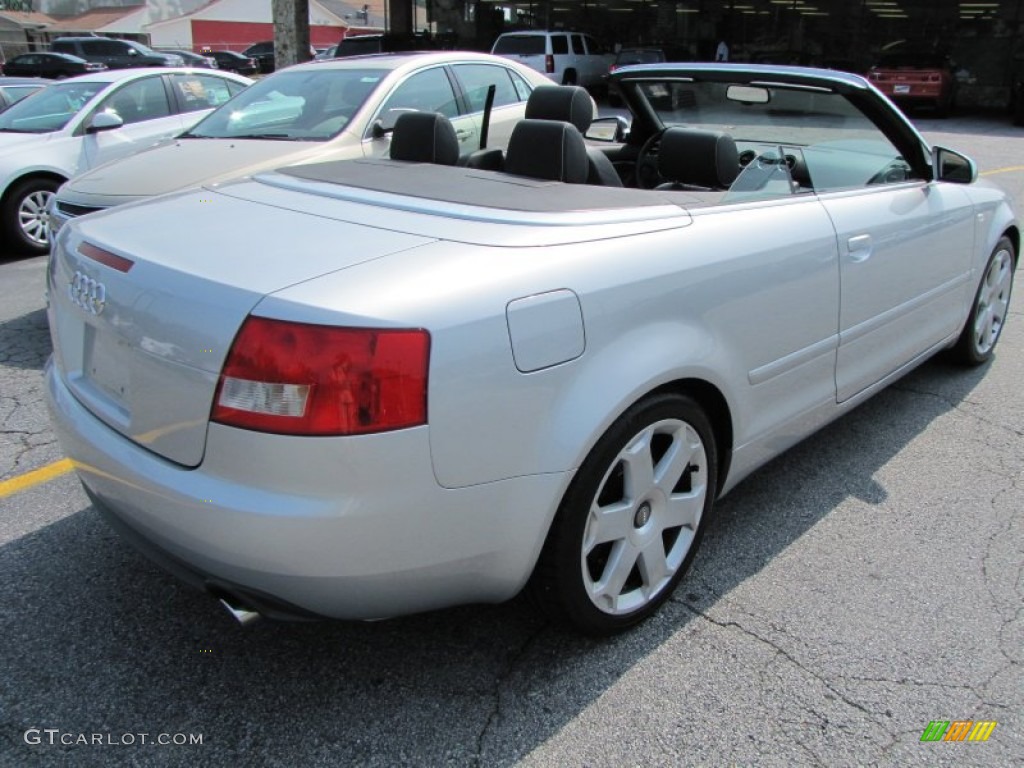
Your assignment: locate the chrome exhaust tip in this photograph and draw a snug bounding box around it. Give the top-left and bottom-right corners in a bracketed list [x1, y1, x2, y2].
[218, 596, 262, 626]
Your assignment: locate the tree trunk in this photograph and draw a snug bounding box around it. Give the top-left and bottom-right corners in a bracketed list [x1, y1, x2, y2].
[272, 0, 311, 70]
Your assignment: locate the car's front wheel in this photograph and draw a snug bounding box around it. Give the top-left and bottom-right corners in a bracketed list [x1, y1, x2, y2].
[531, 392, 718, 635]
[2, 177, 61, 255]
[950, 236, 1016, 365]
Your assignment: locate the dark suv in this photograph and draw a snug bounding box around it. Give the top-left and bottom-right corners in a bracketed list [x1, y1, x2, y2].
[243, 41, 319, 73]
[243, 41, 276, 74]
[333, 33, 435, 58]
[52, 37, 184, 69]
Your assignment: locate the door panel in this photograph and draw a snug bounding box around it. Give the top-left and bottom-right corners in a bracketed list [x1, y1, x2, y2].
[823, 182, 974, 401]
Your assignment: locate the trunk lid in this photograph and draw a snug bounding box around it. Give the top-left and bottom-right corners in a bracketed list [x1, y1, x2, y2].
[48, 188, 435, 467]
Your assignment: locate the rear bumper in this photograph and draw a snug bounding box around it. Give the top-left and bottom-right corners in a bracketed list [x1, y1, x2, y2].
[46, 358, 567, 620]
[876, 84, 949, 101]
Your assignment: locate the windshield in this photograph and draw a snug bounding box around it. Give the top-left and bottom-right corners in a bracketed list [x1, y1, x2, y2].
[639, 80, 882, 146]
[0, 80, 105, 133]
[630, 77, 915, 197]
[182, 68, 386, 141]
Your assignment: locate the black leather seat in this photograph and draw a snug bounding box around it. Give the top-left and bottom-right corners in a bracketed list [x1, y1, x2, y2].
[389, 111, 460, 166]
[503, 119, 589, 184]
[655, 128, 740, 190]
[524, 85, 623, 187]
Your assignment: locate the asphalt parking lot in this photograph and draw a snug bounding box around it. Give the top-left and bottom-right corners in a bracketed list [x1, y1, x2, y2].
[1, 112, 1022, 767]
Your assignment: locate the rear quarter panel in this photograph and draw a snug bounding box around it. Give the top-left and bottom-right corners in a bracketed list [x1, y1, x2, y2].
[261, 195, 841, 491]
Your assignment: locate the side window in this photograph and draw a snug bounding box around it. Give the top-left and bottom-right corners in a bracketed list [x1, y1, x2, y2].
[452, 64, 522, 112]
[170, 74, 239, 113]
[99, 77, 172, 125]
[376, 67, 459, 128]
[571, 35, 585, 55]
[509, 70, 533, 102]
[90, 41, 122, 57]
[551, 35, 568, 55]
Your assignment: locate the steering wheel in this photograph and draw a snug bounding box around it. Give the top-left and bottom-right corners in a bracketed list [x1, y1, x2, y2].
[635, 128, 667, 190]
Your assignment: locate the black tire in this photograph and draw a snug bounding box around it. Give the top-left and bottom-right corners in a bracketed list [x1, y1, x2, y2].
[530, 391, 718, 635]
[949, 236, 1016, 365]
[1, 177, 61, 255]
[562, 69, 578, 86]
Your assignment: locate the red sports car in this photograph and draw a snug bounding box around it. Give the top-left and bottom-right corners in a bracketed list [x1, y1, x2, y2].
[868, 52, 956, 116]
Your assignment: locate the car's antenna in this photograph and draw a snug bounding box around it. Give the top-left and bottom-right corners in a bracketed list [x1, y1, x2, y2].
[479, 84, 495, 150]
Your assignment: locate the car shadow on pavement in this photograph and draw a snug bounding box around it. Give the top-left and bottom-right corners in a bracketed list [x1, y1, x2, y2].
[0, 308, 51, 371]
[0, 356, 994, 767]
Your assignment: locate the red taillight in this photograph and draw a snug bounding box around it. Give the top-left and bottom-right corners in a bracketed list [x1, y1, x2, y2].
[212, 317, 429, 436]
[545, 54, 554, 74]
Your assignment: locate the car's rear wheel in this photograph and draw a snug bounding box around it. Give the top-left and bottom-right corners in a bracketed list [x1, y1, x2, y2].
[950, 236, 1015, 365]
[531, 392, 717, 635]
[562, 69, 578, 86]
[2, 177, 60, 255]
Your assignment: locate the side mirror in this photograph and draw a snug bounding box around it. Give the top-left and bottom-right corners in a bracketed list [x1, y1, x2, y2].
[371, 119, 389, 139]
[87, 111, 124, 133]
[372, 108, 413, 138]
[932, 145, 977, 184]
[585, 115, 629, 143]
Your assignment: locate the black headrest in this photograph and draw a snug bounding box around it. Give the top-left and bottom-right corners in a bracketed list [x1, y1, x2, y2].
[525, 85, 594, 133]
[389, 111, 460, 166]
[504, 119, 589, 184]
[657, 128, 739, 189]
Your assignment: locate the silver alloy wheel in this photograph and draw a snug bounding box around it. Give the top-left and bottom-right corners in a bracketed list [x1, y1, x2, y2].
[18, 188, 54, 248]
[972, 244, 1013, 356]
[581, 417, 708, 615]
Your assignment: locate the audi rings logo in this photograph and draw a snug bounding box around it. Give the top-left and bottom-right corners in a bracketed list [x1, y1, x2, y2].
[69, 271, 106, 316]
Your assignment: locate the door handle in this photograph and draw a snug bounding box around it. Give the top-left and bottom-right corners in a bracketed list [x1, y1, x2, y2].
[847, 234, 872, 262]
[455, 129, 473, 141]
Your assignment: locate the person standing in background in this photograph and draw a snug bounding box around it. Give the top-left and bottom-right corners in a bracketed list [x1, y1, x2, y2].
[716, 39, 730, 62]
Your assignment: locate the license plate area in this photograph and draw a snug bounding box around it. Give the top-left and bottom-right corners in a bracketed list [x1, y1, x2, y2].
[894, 84, 911, 94]
[84, 324, 131, 408]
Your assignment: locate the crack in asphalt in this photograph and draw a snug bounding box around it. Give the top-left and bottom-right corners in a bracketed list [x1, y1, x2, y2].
[889, 382, 1024, 441]
[470, 620, 551, 768]
[981, 469, 1024, 668]
[678, 600, 883, 723]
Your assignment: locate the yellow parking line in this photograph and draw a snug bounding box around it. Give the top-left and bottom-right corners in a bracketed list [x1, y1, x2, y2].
[981, 165, 1024, 176]
[0, 458, 75, 499]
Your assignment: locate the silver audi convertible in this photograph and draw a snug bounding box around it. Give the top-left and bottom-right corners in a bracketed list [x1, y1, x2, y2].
[46, 64, 1017, 635]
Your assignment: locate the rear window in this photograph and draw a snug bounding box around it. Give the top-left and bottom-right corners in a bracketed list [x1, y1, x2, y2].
[492, 35, 545, 56]
[875, 53, 948, 69]
[337, 37, 383, 56]
[617, 49, 666, 66]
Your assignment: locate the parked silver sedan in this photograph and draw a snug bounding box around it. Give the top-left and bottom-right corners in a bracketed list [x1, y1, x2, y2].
[50, 52, 557, 234]
[46, 64, 1017, 635]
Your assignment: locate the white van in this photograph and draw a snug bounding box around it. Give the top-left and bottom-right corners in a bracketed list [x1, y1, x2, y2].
[491, 31, 613, 90]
